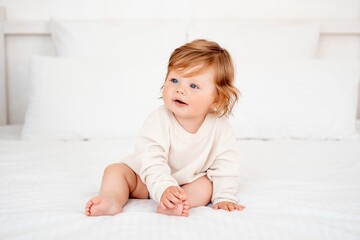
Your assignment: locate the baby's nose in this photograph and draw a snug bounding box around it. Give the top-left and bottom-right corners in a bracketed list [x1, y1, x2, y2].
[176, 86, 185, 94]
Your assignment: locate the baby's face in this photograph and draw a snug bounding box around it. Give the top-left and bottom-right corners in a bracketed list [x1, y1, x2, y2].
[162, 68, 218, 122]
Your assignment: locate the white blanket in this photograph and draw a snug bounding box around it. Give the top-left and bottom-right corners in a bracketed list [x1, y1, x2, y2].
[0, 126, 360, 240]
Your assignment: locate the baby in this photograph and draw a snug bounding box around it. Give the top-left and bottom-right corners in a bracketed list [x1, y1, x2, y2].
[85, 39, 245, 217]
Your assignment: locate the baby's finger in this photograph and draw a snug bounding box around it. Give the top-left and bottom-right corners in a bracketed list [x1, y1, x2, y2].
[162, 198, 176, 209]
[159, 201, 167, 210]
[172, 188, 185, 201]
[179, 189, 187, 201]
[228, 204, 235, 211]
[166, 192, 182, 205]
[235, 204, 246, 211]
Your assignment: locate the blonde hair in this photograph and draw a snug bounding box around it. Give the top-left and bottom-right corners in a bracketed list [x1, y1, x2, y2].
[165, 39, 239, 117]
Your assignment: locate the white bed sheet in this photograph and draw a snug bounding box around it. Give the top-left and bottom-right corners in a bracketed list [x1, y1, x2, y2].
[0, 126, 360, 240]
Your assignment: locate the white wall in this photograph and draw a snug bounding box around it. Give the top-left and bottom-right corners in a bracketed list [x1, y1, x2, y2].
[0, 0, 359, 20]
[0, 0, 359, 124]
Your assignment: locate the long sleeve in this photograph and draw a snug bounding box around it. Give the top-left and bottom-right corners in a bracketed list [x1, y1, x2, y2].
[135, 107, 179, 203]
[206, 125, 239, 205]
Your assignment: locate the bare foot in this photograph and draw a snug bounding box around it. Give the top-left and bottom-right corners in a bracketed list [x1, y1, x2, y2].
[157, 200, 190, 217]
[85, 196, 122, 216]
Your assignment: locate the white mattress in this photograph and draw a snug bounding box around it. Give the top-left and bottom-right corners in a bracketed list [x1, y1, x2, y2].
[0, 125, 360, 239]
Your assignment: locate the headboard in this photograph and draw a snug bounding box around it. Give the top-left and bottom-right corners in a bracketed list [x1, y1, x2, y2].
[1, 5, 360, 125]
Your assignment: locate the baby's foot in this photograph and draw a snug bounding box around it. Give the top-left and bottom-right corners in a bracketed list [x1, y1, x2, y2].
[85, 196, 122, 216]
[157, 200, 190, 217]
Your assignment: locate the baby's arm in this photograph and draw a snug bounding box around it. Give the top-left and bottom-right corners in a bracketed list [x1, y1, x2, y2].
[159, 186, 187, 209]
[208, 121, 245, 211]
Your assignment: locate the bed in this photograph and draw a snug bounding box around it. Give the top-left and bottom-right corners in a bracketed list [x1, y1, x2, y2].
[1, 125, 360, 239]
[1, 5, 360, 240]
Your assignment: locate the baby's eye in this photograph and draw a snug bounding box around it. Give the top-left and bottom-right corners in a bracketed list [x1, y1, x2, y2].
[189, 83, 199, 89]
[170, 78, 179, 84]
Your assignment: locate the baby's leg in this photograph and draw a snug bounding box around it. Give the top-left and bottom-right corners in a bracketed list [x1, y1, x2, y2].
[181, 176, 212, 208]
[85, 163, 148, 216]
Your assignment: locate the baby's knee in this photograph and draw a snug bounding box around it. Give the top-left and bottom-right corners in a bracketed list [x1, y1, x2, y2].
[103, 163, 130, 175]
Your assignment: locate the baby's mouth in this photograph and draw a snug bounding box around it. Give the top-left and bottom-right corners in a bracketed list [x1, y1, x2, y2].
[175, 99, 187, 105]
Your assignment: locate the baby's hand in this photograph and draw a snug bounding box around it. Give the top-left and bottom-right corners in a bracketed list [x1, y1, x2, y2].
[212, 201, 245, 211]
[160, 186, 186, 210]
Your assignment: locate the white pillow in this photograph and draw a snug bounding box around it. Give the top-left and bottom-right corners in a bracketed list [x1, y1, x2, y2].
[22, 56, 164, 140]
[188, 21, 320, 59]
[229, 60, 360, 140]
[50, 19, 187, 65]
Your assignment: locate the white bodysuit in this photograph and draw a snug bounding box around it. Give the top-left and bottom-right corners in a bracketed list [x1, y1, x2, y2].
[122, 105, 239, 205]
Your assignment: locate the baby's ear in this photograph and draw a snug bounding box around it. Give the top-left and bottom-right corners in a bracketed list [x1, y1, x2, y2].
[210, 100, 219, 112]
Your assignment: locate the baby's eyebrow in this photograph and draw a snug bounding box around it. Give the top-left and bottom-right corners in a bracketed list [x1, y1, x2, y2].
[188, 78, 202, 84]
